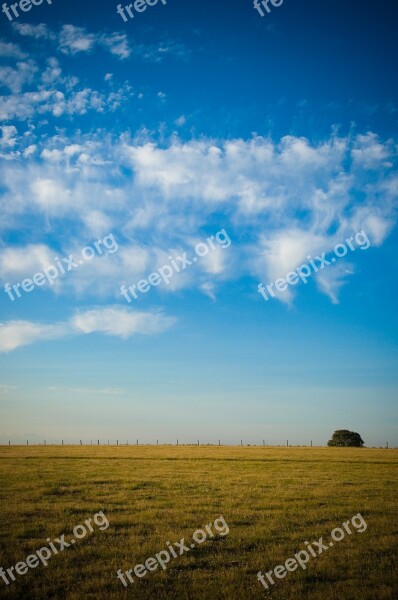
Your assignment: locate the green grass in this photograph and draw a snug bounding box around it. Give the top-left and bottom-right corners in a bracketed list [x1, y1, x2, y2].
[0, 446, 397, 599]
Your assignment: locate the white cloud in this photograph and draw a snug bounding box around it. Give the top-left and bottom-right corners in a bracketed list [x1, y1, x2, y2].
[0, 60, 37, 93]
[0, 132, 395, 306]
[0, 84, 133, 121]
[81, 209, 113, 235]
[0, 40, 27, 59]
[132, 40, 190, 62]
[59, 25, 95, 55]
[99, 32, 131, 59]
[10, 22, 190, 64]
[196, 242, 229, 276]
[253, 229, 326, 303]
[175, 115, 186, 126]
[72, 306, 176, 338]
[0, 307, 176, 352]
[0, 125, 18, 148]
[0, 33, 134, 122]
[12, 23, 55, 40]
[31, 178, 72, 212]
[0, 244, 54, 280]
[200, 282, 216, 301]
[316, 263, 355, 304]
[23, 144, 37, 157]
[57, 25, 131, 59]
[0, 384, 18, 394]
[351, 133, 391, 168]
[0, 321, 67, 352]
[40, 57, 64, 86]
[68, 387, 124, 395]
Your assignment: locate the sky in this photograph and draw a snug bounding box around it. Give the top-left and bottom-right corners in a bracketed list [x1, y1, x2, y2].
[0, 0, 397, 446]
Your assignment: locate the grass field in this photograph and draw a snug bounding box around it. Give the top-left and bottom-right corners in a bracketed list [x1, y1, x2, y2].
[0, 446, 397, 599]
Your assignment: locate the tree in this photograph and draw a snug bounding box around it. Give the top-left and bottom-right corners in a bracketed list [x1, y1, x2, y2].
[327, 430, 364, 447]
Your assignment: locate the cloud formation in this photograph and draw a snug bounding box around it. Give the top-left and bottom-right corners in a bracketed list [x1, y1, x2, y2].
[11, 22, 188, 62]
[0, 321, 67, 352]
[0, 307, 175, 352]
[1, 130, 395, 306]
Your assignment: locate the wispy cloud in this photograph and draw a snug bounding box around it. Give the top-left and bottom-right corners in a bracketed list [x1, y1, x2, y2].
[132, 40, 191, 62]
[0, 384, 19, 394]
[0, 69, 133, 121]
[71, 306, 176, 338]
[68, 387, 125, 395]
[0, 307, 176, 352]
[0, 40, 27, 59]
[12, 23, 56, 41]
[0, 59, 37, 93]
[11, 22, 190, 63]
[12, 23, 132, 59]
[58, 25, 96, 55]
[0, 321, 68, 352]
[0, 131, 396, 305]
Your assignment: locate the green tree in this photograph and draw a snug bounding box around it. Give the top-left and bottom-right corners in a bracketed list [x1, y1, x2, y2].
[327, 430, 365, 447]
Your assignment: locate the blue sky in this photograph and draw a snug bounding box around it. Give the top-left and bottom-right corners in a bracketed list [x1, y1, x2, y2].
[0, 0, 397, 446]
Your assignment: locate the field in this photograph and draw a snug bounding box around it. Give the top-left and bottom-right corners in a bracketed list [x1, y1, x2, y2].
[0, 446, 397, 600]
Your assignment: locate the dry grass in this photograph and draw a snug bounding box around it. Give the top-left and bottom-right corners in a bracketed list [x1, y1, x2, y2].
[0, 445, 397, 599]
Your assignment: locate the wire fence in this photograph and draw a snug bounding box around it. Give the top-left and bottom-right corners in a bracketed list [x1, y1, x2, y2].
[2, 440, 392, 448]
